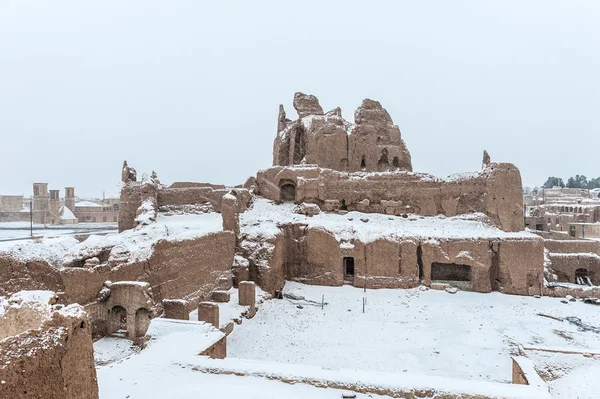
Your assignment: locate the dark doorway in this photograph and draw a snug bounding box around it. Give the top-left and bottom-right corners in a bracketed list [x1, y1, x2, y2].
[292, 126, 306, 164]
[109, 306, 127, 336]
[360, 156, 366, 171]
[279, 180, 296, 202]
[340, 200, 348, 211]
[431, 262, 471, 281]
[377, 148, 389, 171]
[431, 262, 473, 290]
[343, 257, 355, 282]
[575, 268, 592, 286]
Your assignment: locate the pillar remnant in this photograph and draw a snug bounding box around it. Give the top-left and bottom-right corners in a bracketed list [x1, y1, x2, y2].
[238, 281, 256, 306]
[198, 302, 219, 328]
[163, 299, 189, 320]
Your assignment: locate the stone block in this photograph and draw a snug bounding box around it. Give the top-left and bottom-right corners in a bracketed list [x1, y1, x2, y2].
[198, 302, 219, 328]
[212, 290, 231, 303]
[238, 281, 256, 306]
[162, 299, 189, 320]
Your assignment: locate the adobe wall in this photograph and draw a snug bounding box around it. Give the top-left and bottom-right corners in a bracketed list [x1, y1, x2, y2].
[496, 239, 544, 296]
[420, 239, 494, 292]
[0, 301, 98, 399]
[0, 195, 23, 212]
[237, 229, 287, 296]
[356, 239, 420, 289]
[58, 231, 235, 305]
[119, 181, 250, 233]
[118, 182, 158, 232]
[256, 162, 524, 232]
[0, 255, 64, 296]
[248, 222, 542, 295]
[548, 253, 600, 286]
[544, 239, 600, 255]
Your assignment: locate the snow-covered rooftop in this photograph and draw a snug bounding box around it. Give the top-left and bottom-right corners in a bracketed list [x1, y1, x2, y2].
[59, 206, 77, 220]
[75, 201, 102, 208]
[0, 211, 223, 266]
[241, 198, 536, 243]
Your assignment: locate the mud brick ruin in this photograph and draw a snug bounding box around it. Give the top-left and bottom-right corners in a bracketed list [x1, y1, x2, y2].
[1, 93, 598, 398]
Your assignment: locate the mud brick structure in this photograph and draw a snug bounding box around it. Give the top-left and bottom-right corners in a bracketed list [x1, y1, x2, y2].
[0, 291, 98, 399]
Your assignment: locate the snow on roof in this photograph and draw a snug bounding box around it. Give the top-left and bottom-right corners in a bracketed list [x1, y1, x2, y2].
[59, 206, 77, 220]
[0, 211, 224, 266]
[75, 200, 102, 208]
[241, 197, 537, 243]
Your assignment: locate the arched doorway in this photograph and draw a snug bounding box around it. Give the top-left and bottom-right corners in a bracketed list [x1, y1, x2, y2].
[377, 149, 389, 171]
[135, 308, 152, 337]
[109, 306, 127, 336]
[279, 179, 296, 202]
[575, 268, 592, 286]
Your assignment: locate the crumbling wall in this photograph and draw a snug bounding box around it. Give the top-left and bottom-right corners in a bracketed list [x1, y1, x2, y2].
[544, 239, 600, 255]
[284, 226, 343, 286]
[257, 162, 524, 232]
[0, 255, 64, 297]
[143, 231, 235, 302]
[0, 297, 98, 399]
[357, 239, 419, 289]
[496, 239, 544, 296]
[547, 253, 600, 286]
[273, 93, 412, 173]
[118, 182, 158, 232]
[420, 239, 493, 292]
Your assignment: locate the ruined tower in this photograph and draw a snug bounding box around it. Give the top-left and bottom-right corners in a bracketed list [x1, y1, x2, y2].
[273, 93, 412, 173]
[32, 183, 49, 224]
[65, 187, 75, 212]
[48, 190, 60, 224]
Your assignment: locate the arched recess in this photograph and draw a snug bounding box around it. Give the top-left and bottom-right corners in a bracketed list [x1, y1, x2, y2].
[377, 148, 389, 171]
[575, 268, 592, 286]
[279, 179, 296, 202]
[135, 308, 152, 337]
[109, 306, 127, 335]
[292, 125, 306, 164]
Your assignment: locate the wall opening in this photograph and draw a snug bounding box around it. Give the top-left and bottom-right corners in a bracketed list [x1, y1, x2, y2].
[279, 179, 296, 202]
[340, 200, 348, 211]
[417, 244, 423, 280]
[490, 243, 500, 291]
[134, 308, 151, 337]
[431, 262, 473, 291]
[431, 262, 471, 281]
[392, 157, 400, 168]
[278, 135, 291, 165]
[360, 156, 366, 171]
[575, 268, 592, 286]
[292, 126, 306, 164]
[377, 148, 389, 171]
[109, 306, 127, 336]
[343, 257, 354, 282]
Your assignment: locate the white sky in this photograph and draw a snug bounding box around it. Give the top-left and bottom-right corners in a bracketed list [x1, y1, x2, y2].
[0, 0, 598, 198]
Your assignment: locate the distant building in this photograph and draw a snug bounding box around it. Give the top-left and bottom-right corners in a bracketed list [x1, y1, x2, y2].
[0, 184, 119, 224]
[524, 187, 600, 234]
[74, 199, 119, 223]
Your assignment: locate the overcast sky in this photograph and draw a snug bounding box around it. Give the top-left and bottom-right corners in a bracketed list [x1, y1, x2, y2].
[1, 0, 598, 198]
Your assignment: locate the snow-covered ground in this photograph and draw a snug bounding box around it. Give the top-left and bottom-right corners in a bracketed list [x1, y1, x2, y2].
[227, 282, 600, 397]
[95, 288, 393, 399]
